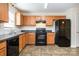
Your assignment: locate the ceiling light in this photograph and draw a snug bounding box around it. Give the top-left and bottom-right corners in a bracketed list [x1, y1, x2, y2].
[44, 3, 48, 9]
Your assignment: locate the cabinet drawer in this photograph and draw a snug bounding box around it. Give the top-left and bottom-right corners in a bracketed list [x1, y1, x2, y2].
[0, 41, 6, 49]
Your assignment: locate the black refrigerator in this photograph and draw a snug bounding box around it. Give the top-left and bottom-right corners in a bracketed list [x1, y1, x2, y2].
[55, 19, 71, 47]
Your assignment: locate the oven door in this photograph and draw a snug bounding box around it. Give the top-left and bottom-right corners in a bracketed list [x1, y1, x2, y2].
[36, 34, 47, 46]
[37, 35, 46, 39]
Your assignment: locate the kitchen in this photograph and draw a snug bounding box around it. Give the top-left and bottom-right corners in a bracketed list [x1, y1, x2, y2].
[0, 3, 79, 56]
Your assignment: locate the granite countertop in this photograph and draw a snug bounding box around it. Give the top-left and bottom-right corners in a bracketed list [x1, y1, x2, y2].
[21, 30, 54, 32]
[0, 30, 54, 42]
[0, 32, 25, 42]
[46, 30, 52, 32]
[21, 30, 36, 32]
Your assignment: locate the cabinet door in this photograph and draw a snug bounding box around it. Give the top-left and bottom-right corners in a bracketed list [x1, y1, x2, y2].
[30, 16, 36, 26]
[26, 33, 29, 44]
[0, 41, 6, 56]
[15, 11, 23, 26]
[15, 11, 21, 25]
[23, 16, 31, 26]
[46, 16, 53, 26]
[0, 3, 8, 22]
[28, 33, 35, 44]
[21, 15, 24, 25]
[23, 34, 26, 47]
[23, 16, 36, 26]
[0, 48, 6, 56]
[23, 16, 29, 25]
[53, 16, 66, 21]
[19, 35, 23, 52]
[22, 34, 24, 48]
[19, 33, 27, 52]
[47, 33, 55, 45]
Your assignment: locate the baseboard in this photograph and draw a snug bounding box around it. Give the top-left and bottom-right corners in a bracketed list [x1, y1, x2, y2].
[71, 45, 77, 48]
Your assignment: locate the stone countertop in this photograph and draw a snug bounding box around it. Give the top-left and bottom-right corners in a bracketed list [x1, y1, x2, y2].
[0, 32, 25, 42]
[21, 30, 36, 32]
[21, 30, 55, 32]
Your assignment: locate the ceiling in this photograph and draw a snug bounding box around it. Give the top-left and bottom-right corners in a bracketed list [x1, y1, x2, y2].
[14, 3, 79, 13]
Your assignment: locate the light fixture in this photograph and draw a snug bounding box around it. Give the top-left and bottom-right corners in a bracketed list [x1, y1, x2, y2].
[62, 21, 64, 24]
[44, 3, 48, 9]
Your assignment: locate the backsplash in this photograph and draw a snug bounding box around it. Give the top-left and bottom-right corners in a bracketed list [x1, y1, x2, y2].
[0, 23, 4, 29]
[21, 26, 36, 30]
[0, 27, 21, 35]
[21, 25, 55, 32]
[21, 21, 55, 32]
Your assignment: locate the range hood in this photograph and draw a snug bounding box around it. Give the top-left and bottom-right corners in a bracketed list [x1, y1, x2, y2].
[36, 20, 46, 23]
[36, 20, 46, 28]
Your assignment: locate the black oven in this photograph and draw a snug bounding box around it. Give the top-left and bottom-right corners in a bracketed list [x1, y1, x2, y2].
[36, 28, 47, 46]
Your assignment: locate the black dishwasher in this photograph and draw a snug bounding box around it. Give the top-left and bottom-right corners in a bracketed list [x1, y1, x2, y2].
[7, 36, 19, 56]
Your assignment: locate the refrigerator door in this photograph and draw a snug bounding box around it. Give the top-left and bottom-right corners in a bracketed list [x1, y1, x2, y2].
[55, 20, 59, 44]
[55, 19, 71, 47]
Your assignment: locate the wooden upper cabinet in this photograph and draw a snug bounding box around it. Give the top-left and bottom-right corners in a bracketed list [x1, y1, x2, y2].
[22, 16, 66, 26]
[21, 15, 24, 25]
[53, 16, 66, 21]
[0, 3, 8, 22]
[23, 16, 36, 26]
[46, 16, 53, 26]
[23, 16, 29, 25]
[36, 16, 46, 21]
[15, 11, 23, 26]
[30, 16, 36, 26]
[36, 16, 41, 21]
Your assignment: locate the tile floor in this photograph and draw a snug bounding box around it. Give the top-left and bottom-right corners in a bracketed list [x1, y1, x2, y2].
[20, 45, 79, 56]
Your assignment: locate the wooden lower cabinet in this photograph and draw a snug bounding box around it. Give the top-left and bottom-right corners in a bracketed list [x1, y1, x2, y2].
[0, 41, 6, 56]
[19, 32, 35, 52]
[19, 33, 26, 52]
[22, 34, 25, 48]
[19, 34, 23, 52]
[25, 33, 29, 44]
[28, 32, 35, 45]
[0, 48, 6, 56]
[47, 32, 55, 45]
